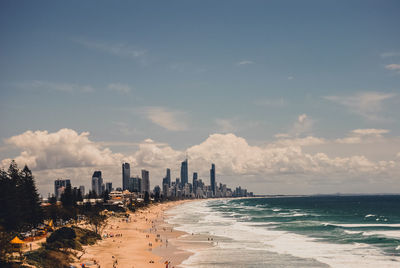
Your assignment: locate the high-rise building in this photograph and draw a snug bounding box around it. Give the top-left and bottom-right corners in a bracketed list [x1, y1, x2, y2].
[141, 169, 150, 194]
[106, 182, 113, 192]
[79, 185, 85, 196]
[180, 159, 188, 186]
[165, 168, 171, 187]
[122, 163, 130, 191]
[128, 177, 141, 192]
[210, 163, 216, 196]
[54, 179, 71, 199]
[92, 171, 103, 196]
[193, 172, 198, 193]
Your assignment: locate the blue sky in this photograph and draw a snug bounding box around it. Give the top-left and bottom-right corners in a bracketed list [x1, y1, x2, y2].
[1, 1, 399, 195]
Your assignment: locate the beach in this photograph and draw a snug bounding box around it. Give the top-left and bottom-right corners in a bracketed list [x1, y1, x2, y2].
[71, 200, 195, 268]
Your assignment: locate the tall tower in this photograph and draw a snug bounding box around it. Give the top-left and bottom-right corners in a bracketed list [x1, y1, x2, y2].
[166, 168, 171, 187]
[122, 163, 130, 190]
[180, 158, 188, 186]
[210, 164, 216, 196]
[141, 169, 150, 194]
[92, 171, 102, 196]
[193, 172, 198, 194]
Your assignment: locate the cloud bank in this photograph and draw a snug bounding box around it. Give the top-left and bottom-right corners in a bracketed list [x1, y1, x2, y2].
[1, 129, 122, 170]
[1, 128, 399, 195]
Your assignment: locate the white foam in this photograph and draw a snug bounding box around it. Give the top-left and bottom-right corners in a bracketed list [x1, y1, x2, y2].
[327, 223, 400, 228]
[365, 214, 376, 218]
[167, 200, 400, 268]
[362, 230, 400, 239]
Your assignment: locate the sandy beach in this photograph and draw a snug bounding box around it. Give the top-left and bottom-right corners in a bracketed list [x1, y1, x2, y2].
[71, 200, 195, 268]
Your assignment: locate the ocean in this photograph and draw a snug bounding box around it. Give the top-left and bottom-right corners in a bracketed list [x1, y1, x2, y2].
[165, 196, 400, 268]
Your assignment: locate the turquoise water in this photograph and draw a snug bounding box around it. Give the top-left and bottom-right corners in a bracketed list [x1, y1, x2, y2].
[166, 196, 400, 267]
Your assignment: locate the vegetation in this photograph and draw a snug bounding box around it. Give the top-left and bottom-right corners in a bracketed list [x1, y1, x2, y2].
[0, 160, 171, 267]
[26, 227, 100, 268]
[0, 161, 44, 232]
[0, 161, 105, 267]
[0, 161, 44, 265]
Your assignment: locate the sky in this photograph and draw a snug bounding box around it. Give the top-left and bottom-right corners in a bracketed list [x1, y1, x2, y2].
[0, 0, 399, 196]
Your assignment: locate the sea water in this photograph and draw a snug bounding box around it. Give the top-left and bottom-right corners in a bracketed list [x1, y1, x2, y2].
[165, 196, 400, 267]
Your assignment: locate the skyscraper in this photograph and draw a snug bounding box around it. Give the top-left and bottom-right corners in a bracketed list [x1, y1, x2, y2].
[141, 169, 150, 194]
[193, 172, 198, 194]
[106, 182, 113, 192]
[210, 163, 216, 196]
[180, 159, 188, 186]
[165, 168, 171, 187]
[122, 163, 130, 190]
[92, 171, 103, 196]
[79, 185, 85, 196]
[54, 179, 71, 199]
[128, 177, 141, 192]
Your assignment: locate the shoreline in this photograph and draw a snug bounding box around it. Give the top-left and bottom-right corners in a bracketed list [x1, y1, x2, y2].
[71, 200, 197, 268]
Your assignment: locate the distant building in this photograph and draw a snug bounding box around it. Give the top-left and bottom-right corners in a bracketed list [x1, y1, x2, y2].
[153, 185, 161, 197]
[128, 177, 141, 193]
[141, 169, 150, 194]
[210, 164, 216, 196]
[193, 172, 198, 194]
[180, 159, 188, 186]
[106, 182, 113, 192]
[54, 179, 71, 199]
[79, 185, 85, 196]
[122, 163, 130, 191]
[91, 171, 103, 196]
[165, 168, 171, 187]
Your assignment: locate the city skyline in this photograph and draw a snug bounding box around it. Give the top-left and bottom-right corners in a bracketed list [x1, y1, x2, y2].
[52, 159, 250, 200]
[0, 1, 399, 196]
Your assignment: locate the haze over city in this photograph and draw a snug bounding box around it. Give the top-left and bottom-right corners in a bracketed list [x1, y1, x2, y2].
[1, 1, 399, 196]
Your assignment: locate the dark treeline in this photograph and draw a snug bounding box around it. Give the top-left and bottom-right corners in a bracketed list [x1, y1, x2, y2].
[0, 161, 43, 232]
[0, 161, 108, 267]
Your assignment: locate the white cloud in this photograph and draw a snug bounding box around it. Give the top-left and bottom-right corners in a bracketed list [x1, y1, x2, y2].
[274, 114, 314, 138]
[1, 129, 399, 195]
[142, 107, 188, 131]
[324, 91, 396, 121]
[291, 114, 314, 136]
[108, 83, 131, 94]
[236, 60, 254, 66]
[187, 133, 390, 176]
[75, 38, 146, 60]
[274, 133, 290, 139]
[271, 136, 326, 147]
[336, 129, 389, 144]
[19, 80, 95, 93]
[351, 129, 389, 136]
[1, 129, 122, 170]
[381, 52, 400, 58]
[385, 64, 400, 73]
[287, 76, 294, 80]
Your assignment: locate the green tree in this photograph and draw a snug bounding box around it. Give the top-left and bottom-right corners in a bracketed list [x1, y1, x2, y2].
[102, 190, 110, 203]
[144, 191, 150, 204]
[85, 205, 107, 235]
[20, 165, 44, 229]
[60, 184, 74, 208]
